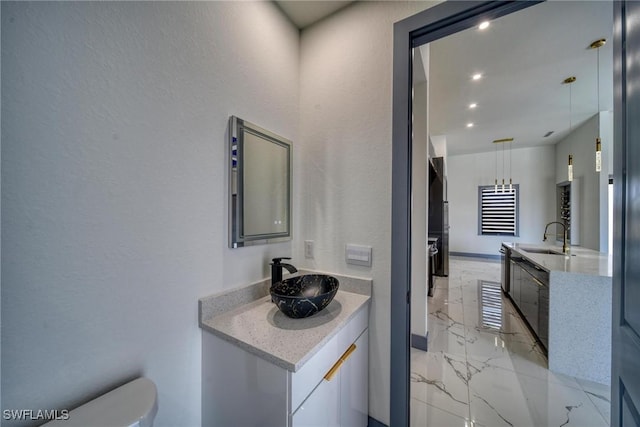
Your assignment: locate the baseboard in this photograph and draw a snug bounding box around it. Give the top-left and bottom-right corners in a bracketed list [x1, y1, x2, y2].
[450, 251, 500, 261]
[411, 332, 428, 351]
[368, 416, 389, 427]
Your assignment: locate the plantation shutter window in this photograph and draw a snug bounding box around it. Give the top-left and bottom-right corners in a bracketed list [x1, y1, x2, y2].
[478, 185, 519, 236]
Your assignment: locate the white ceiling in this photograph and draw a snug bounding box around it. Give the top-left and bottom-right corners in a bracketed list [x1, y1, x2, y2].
[275, 1, 355, 29]
[275, 1, 613, 156]
[426, 1, 614, 156]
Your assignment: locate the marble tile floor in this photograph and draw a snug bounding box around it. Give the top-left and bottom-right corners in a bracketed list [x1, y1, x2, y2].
[411, 256, 611, 427]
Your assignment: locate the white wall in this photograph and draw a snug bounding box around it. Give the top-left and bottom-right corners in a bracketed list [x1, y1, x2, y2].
[448, 146, 557, 255]
[297, 1, 435, 423]
[555, 114, 608, 251]
[1, 2, 298, 426]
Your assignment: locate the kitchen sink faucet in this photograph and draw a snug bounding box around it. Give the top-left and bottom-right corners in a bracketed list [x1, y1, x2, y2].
[543, 221, 569, 254]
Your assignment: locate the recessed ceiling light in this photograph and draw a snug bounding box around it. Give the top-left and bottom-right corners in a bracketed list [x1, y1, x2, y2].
[469, 103, 477, 109]
[466, 123, 474, 128]
[472, 73, 482, 80]
[479, 21, 490, 30]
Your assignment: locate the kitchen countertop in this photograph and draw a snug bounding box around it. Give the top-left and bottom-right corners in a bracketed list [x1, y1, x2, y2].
[503, 242, 612, 277]
[199, 272, 371, 372]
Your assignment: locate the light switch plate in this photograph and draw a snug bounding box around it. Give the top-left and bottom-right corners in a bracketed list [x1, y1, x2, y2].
[345, 244, 372, 267]
[304, 240, 314, 259]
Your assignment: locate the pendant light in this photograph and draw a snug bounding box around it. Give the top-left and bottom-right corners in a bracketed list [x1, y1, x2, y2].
[563, 76, 576, 182]
[502, 141, 505, 192]
[493, 138, 514, 192]
[509, 138, 513, 192]
[494, 142, 498, 193]
[590, 38, 606, 172]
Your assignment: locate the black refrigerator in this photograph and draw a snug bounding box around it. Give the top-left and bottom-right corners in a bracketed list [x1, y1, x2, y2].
[429, 157, 449, 277]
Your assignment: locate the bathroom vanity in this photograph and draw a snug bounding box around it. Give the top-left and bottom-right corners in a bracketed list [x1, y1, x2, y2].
[199, 272, 371, 427]
[502, 242, 612, 384]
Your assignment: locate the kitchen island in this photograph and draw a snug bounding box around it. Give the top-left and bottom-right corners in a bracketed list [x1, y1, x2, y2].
[502, 242, 612, 385]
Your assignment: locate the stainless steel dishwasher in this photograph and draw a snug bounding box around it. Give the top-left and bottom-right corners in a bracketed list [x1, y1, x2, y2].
[509, 256, 549, 353]
[499, 244, 511, 293]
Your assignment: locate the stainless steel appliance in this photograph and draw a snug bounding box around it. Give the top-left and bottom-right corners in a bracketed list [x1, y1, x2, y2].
[508, 255, 549, 353]
[499, 244, 510, 293]
[429, 157, 448, 277]
[442, 201, 449, 276]
[427, 237, 439, 297]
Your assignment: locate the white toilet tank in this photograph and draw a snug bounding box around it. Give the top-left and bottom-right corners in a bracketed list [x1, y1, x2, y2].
[42, 377, 158, 427]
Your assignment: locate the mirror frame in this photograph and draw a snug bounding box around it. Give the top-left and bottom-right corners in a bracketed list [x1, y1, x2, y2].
[228, 116, 292, 248]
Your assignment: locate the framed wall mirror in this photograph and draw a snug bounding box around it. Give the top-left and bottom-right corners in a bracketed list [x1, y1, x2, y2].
[228, 116, 292, 248]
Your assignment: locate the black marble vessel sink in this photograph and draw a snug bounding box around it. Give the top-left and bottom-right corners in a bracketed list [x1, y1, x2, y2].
[270, 274, 339, 318]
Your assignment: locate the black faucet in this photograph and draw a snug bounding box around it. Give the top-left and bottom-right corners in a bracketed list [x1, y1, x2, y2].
[543, 221, 569, 254]
[270, 257, 297, 286]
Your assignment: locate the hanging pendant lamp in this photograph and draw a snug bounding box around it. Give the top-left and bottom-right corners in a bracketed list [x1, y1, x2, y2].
[494, 142, 498, 193]
[563, 76, 576, 182]
[589, 38, 606, 172]
[509, 139, 513, 192]
[502, 141, 505, 192]
[493, 138, 514, 192]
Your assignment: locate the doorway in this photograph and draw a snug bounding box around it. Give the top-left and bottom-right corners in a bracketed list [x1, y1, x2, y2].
[390, 1, 619, 425]
[391, 5, 538, 425]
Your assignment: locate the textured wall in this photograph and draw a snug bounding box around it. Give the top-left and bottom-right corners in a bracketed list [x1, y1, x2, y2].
[448, 146, 557, 255]
[1, 2, 298, 425]
[297, 2, 435, 423]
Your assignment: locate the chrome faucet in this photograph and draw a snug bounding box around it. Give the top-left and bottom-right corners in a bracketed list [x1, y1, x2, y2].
[543, 221, 569, 254]
[270, 257, 297, 286]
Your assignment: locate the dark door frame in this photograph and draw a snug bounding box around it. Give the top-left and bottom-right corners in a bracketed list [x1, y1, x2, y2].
[390, 2, 543, 425]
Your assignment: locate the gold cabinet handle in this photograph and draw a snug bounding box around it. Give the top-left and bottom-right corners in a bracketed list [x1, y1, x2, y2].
[342, 343, 357, 360]
[323, 343, 357, 381]
[323, 359, 343, 381]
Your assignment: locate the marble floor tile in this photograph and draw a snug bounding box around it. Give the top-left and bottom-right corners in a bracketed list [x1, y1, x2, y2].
[469, 365, 604, 427]
[411, 398, 480, 427]
[411, 256, 610, 426]
[466, 350, 582, 390]
[459, 295, 523, 333]
[430, 286, 464, 310]
[463, 324, 546, 364]
[468, 370, 537, 426]
[429, 301, 465, 327]
[514, 372, 606, 427]
[576, 378, 611, 424]
[426, 321, 467, 357]
[411, 349, 470, 417]
[460, 285, 481, 307]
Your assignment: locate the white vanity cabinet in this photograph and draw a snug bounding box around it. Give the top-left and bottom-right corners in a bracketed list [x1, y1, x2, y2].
[292, 331, 368, 427]
[202, 305, 369, 427]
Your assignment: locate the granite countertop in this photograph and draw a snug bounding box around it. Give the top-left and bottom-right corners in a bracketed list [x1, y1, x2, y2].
[503, 242, 612, 277]
[199, 271, 371, 372]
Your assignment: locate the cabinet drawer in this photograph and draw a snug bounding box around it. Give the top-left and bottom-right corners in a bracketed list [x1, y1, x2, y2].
[291, 368, 341, 427]
[291, 331, 368, 427]
[290, 307, 368, 412]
